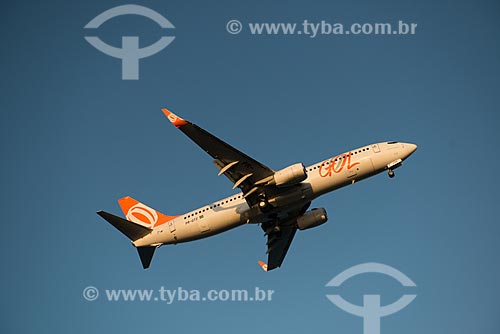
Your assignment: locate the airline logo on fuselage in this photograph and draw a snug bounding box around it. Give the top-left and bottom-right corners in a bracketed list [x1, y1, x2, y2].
[319, 152, 360, 177]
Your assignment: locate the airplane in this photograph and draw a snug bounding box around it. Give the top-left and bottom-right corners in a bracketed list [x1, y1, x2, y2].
[97, 108, 417, 271]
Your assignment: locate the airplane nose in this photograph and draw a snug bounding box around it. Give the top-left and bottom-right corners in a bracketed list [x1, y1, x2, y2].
[404, 143, 417, 158]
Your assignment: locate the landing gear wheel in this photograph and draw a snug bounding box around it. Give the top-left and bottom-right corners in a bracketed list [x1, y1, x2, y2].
[388, 169, 395, 178]
[259, 200, 273, 213]
[258, 193, 273, 213]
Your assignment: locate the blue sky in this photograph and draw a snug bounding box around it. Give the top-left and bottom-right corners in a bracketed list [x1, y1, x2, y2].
[1, 0, 499, 333]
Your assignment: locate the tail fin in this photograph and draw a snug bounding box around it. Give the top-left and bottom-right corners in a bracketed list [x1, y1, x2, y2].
[118, 196, 177, 228]
[98, 196, 177, 269]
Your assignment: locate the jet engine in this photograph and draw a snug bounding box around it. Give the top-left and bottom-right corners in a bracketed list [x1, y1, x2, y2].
[272, 163, 307, 187]
[297, 208, 328, 230]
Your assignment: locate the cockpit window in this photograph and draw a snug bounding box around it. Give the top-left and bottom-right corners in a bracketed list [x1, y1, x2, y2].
[387, 141, 399, 144]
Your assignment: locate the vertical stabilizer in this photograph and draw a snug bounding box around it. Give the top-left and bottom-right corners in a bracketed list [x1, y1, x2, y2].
[118, 196, 177, 228]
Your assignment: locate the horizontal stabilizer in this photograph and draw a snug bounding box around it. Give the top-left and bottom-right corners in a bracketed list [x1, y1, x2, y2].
[97, 210, 152, 241]
[137, 246, 156, 269]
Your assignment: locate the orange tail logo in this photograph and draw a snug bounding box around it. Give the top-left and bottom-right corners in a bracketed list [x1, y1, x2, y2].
[118, 196, 177, 228]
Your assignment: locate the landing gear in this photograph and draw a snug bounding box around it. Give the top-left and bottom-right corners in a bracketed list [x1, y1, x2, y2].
[258, 193, 273, 213]
[386, 159, 402, 178]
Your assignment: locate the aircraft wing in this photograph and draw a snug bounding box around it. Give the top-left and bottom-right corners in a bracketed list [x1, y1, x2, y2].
[259, 203, 310, 271]
[162, 108, 275, 204]
[263, 223, 297, 271]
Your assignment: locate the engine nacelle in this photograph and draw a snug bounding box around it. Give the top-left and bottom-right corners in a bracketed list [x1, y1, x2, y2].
[297, 208, 328, 231]
[273, 163, 307, 187]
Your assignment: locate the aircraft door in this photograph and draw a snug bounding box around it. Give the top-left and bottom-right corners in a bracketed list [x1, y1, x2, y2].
[168, 220, 176, 232]
[198, 218, 210, 233]
[371, 144, 381, 153]
[346, 168, 357, 180]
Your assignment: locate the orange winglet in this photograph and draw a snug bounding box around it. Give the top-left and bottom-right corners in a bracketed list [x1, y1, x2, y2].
[162, 108, 188, 128]
[258, 260, 268, 272]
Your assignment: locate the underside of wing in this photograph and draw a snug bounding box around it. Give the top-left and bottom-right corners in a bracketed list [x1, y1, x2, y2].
[162, 108, 275, 205]
[260, 202, 311, 271]
[264, 223, 297, 271]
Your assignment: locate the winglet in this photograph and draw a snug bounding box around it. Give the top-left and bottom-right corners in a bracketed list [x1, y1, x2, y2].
[258, 260, 268, 272]
[162, 108, 189, 128]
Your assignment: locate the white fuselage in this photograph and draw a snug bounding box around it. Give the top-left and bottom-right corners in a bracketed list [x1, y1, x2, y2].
[133, 142, 416, 247]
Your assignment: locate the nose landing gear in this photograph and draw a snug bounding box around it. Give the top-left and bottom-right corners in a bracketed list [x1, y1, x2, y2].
[386, 159, 402, 179]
